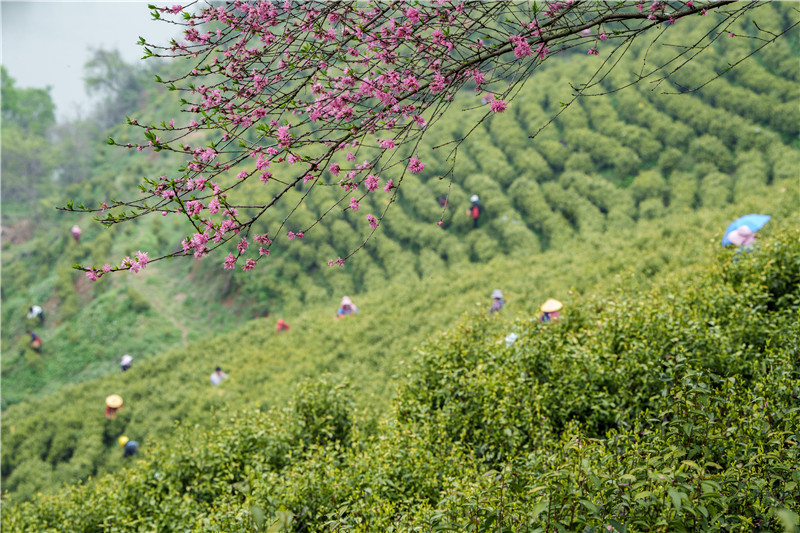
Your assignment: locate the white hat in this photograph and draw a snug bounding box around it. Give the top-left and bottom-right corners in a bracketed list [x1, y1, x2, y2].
[470, 195, 479, 202]
[121, 355, 133, 366]
[491, 289, 503, 299]
[540, 298, 563, 313]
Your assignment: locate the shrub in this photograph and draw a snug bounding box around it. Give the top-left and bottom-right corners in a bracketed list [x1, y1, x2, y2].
[292, 377, 354, 448]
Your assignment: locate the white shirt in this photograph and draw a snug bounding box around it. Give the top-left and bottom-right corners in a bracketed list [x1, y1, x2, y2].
[210, 371, 228, 386]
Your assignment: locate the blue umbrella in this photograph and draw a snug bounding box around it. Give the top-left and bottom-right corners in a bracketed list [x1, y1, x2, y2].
[721, 214, 771, 246]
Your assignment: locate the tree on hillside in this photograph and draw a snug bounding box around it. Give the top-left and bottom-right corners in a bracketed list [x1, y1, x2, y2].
[1, 67, 57, 203]
[61, 1, 799, 279]
[84, 49, 153, 129]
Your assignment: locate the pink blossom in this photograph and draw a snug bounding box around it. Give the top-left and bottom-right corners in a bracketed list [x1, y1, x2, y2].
[490, 99, 507, 112]
[329, 163, 340, 175]
[328, 257, 346, 267]
[237, 238, 249, 253]
[408, 157, 425, 173]
[223, 253, 236, 270]
[379, 138, 396, 149]
[349, 197, 361, 210]
[599, 33, 608, 41]
[287, 231, 297, 239]
[402, 76, 419, 91]
[241, 258, 257, 271]
[728, 32, 735, 37]
[102, 264, 112, 273]
[364, 174, 380, 191]
[587, 48, 599, 55]
[135, 251, 149, 269]
[276, 125, 292, 148]
[366, 214, 378, 229]
[472, 69, 486, 89]
[510, 35, 532, 58]
[383, 179, 394, 192]
[346, 152, 355, 161]
[86, 269, 100, 281]
[536, 42, 549, 59]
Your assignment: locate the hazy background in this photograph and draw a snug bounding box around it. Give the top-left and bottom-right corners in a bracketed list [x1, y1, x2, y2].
[1, 1, 179, 122]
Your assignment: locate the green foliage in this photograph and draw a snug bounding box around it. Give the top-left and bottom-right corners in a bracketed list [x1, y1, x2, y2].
[4, 219, 799, 531]
[292, 377, 354, 448]
[2, 4, 800, 527]
[126, 288, 152, 313]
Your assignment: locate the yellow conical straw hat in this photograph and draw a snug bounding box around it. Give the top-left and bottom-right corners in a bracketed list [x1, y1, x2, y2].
[105, 394, 123, 409]
[540, 298, 563, 313]
[118, 435, 129, 447]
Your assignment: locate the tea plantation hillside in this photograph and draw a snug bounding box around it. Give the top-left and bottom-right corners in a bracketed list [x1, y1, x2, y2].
[4, 214, 799, 532]
[0, 198, 786, 502]
[3, 1, 798, 412]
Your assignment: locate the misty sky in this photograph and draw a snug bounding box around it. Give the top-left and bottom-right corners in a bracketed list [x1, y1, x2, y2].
[1, 1, 179, 122]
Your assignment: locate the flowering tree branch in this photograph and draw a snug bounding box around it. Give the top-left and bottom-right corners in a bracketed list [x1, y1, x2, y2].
[62, 0, 788, 279]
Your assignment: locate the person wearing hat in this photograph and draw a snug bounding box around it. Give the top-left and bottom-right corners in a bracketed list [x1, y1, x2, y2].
[210, 366, 229, 386]
[118, 436, 139, 457]
[120, 354, 133, 372]
[489, 289, 505, 314]
[728, 225, 757, 247]
[336, 296, 359, 319]
[467, 194, 483, 228]
[275, 318, 291, 334]
[71, 225, 82, 243]
[105, 394, 123, 419]
[539, 298, 563, 323]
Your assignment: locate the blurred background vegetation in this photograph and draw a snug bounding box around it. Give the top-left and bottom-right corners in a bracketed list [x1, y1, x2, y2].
[1, 3, 799, 530]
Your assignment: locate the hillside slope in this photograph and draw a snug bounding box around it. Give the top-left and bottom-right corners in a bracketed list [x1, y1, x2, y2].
[4, 212, 798, 532]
